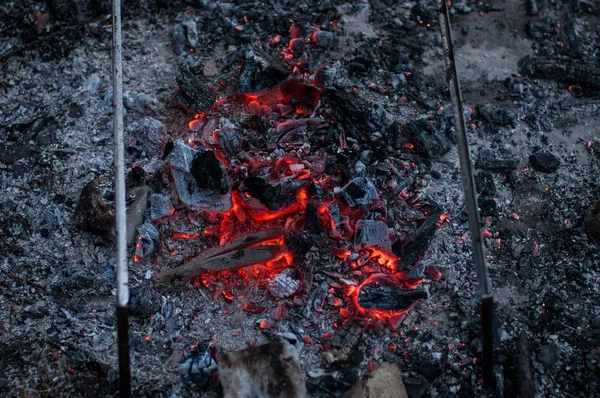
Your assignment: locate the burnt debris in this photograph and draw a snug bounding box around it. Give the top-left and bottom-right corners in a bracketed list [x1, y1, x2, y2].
[236, 47, 290, 93]
[176, 66, 215, 113]
[358, 282, 428, 312]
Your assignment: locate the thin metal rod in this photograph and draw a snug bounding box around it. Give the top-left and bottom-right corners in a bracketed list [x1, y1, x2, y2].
[435, 0, 495, 387]
[112, 0, 130, 396]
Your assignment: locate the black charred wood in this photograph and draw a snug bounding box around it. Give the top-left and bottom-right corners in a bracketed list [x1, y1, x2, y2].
[392, 209, 442, 269]
[176, 66, 214, 113]
[236, 47, 289, 93]
[191, 150, 230, 195]
[403, 118, 452, 159]
[244, 177, 296, 211]
[358, 282, 427, 311]
[476, 150, 519, 171]
[518, 56, 600, 94]
[325, 90, 376, 143]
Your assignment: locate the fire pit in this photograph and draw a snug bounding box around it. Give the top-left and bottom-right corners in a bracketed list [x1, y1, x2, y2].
[1, 1, 599, 397]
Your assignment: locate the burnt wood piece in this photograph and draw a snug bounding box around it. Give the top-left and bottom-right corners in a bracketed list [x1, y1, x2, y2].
[392, 209, 443, 269]
[236, 47, 290, 93]
[176, 66, 214, 113]
[403, 118, 452, 159]
[325, 90, 375, 143]
[517, 331, 535, 398]
[518, 56, 600, 94]
[155, 228, 284, 284]
[358, 283, 427, 311]
[475, 149, 519, 171]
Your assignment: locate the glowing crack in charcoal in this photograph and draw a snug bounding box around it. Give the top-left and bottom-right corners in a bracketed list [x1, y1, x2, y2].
[153, 36, 439, 327]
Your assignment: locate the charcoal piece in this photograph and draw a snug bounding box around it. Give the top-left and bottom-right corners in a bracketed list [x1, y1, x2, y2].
[529, 151, 560, 173]
[289, 38, 305, 57]
[325, 90, 374, 142]
[236, 47, 289, 93]
[584, 201, 600, 242]
[182, 13, 198, 48]
[150, 193, 173, 221]
[350, 56, 371, 74]
[137, 117, 167, 153]
[478, 105, 516, 128]
[268, 268, 300, 298]
[341, 177, 379, 208]
[244, 177, 296, 210]
[125, 186, 150, 246]
[475, 171, 496, 196]
[129, 286, 161, 318]
[403, 118, 452, 159]
[170, 139, 232, 212]
[280, 79, 321, 113]
[358, 282, 427, 311]
[305, 202, 323, 232]
[134, 223, 160, 260]
[73, 177, 115, 241]
[172, 24, 187, 55]
[392, 210, 442, 268]
[285, 233, 313, 256]
[475, 149, 519, 171]
[312, 30, 335, 49]
[329, 204, 353, 240]
[176, 67, 214, 113]
[191, 151, 229, 195]
[518, 56, 600, 94]
[353, 220, 391, 250]
[181, 343, 218, 385]
[214, 129, 241, 153]
[478, 196, 498, 217]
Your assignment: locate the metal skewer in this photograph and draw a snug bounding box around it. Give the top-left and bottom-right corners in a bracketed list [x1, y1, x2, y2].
[111, 0, 131, 396]
[435, 0, 495, 388]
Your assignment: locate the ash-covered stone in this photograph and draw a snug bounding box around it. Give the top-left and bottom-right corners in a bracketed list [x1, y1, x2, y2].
[403, 118, 452, 159]
[134, 223, 160, 260]
[268, 268, 300, 298]
[236, 47, 289, 93]
[176, 66, 214, 113]
[353, 219, 391, 250]
[358, 282, 427, 311]
[170, 139, 232, 212]
[476, 149, 519, 171]
[529, 151, 560, 173]
[129, 286, 161, 318]
[150, 193, 173, 222]
[341, 177, 379, 208]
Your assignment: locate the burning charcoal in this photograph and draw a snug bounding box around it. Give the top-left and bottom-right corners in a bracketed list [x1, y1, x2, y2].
[392, 209, 442, 269]
[403, 118, 452, 159]
[312, 30, 335, 49]
[181, 343, 218, 385]
[358, 282, 427, 311]
[305, 203, 323, 232]
[214, 129, 241, 154]
[176, 67, 215, 114]
[353, 220, 391, 251]
[268, 268, 300, 298]
[285, 233, 314, 256]
[475, 149, 519, 171]
[236, 47, 289, 93]
[170, 139, 232, 212]
[329, 204, 353, 240]
[280, 79, 322, 115]
[129, 286, 161, 318]
[217, 340, 306, 398]
[150, 193, 173, 222]
[289, 38, 305, 57]
[243, 177, 296, 210]
[134, 223, 160, 261]
[529, 151, 560, 173]
[341, 177, 379, 208]
[475, 171, 496, 197]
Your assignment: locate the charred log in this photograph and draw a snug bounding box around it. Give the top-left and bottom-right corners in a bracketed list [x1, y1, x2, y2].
[358, 283, 427, 311]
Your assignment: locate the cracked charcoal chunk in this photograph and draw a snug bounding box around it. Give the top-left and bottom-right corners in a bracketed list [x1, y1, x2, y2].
[191, 151, 229, 195]
[529, 151, 560, 173]
[150, 193, 173, 221]
[341, 177, 379, 208]
[170, 140, 232, 212]
[268, 268, 300, 298]
[73, 177, 115, 240]
[129, 286, 161, 318]
[244, 177, 296, 210]
[403, 118, 452, 159]
[313, 31, 335, 49]
[176, 67, 214, 113]
[475, 171, 496, 196]
[325, 90, 375, 143]
[134, 223, 160, 260]
[478, 105, 517, 127]
[476, 149, 519, 171]
[392, 209, 442, 269]
[358, 282, 427, 311]
[236, 47, 290, 93]
[354, 220, 391, 250]
[478, 196, 498, 217]
[137, 117, 167, 154]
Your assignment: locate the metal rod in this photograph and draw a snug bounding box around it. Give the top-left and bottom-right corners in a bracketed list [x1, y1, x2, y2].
[435, 0, 495, 387]
[112, 0, 131, 396]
